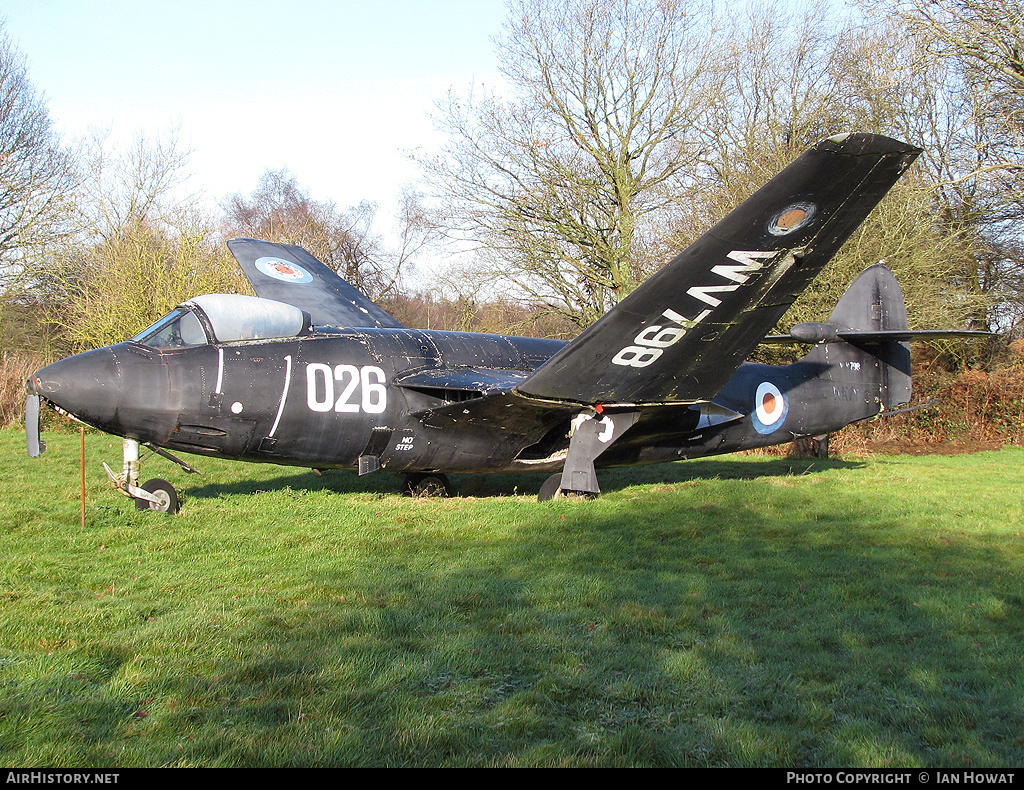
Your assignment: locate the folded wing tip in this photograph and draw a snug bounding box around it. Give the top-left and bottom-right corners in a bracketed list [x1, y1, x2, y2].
[225, 238, 405, 329]
[817, 132, 922, 157]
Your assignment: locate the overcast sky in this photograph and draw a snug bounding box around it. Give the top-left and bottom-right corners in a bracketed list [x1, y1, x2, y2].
[2, 0, 509, 232]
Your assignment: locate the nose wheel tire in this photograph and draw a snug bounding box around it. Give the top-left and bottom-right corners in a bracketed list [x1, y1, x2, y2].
[134, 478, 180, 514]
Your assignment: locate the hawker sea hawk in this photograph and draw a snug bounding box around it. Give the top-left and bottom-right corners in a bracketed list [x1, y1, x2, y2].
[25, 134, 987, 511]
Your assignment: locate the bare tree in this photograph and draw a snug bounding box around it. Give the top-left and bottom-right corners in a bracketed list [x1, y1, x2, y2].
[0, 24, 75, 295]
[871, 0, 1024, 333]
[420, 0, 723, 328]
[420, 0, 1020, 339]
[657, 2, 996, 348]
[51, 130, 245, 351]
[76, 126, 195, 240]
[896, 0, 1023, 175]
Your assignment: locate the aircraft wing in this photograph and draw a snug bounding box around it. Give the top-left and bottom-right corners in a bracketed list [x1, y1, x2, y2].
[227, 238, 404, 329]
[394, 366, 532, 395]
[516, 133, 921, 407]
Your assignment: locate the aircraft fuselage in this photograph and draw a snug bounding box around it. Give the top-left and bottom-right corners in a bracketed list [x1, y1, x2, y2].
[30, 318, 899, 483]
[32, 329, 584, 475]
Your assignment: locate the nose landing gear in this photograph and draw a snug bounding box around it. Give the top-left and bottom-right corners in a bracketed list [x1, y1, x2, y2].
[103, 438, 195, 514]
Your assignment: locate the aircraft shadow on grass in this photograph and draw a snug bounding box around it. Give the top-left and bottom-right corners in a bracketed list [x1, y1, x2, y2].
[178, 455, 866, 501]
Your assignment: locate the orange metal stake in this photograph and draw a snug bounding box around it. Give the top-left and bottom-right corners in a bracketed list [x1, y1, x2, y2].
[80, 426, 86, 528]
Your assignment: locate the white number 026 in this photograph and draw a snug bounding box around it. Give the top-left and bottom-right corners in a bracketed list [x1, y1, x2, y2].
[306, 364, 387, 414]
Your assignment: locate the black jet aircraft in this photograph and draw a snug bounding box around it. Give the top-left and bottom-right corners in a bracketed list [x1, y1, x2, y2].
[25, 133, 986, 511]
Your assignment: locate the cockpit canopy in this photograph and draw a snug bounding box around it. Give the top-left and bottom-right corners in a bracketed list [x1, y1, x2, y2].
[131, 294, 312, 349]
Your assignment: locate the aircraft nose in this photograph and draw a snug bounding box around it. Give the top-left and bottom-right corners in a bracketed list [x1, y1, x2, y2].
[31, 347, 121, 431]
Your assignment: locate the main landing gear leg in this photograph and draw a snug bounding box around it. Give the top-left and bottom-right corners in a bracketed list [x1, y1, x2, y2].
[102, 438, 182, 514]
[538, 410, 640, 502]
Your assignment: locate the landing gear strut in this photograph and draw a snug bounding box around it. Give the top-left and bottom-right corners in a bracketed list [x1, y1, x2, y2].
[538, 409, 640, 502]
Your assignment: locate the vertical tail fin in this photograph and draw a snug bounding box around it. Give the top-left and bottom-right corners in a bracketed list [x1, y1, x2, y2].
[803, 264, 912, 415]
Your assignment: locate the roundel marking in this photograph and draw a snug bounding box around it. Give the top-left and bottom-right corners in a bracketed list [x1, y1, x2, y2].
[768, 202, 816, 236]
[254, 256, 314, 284]
[752, 381, 788, 434]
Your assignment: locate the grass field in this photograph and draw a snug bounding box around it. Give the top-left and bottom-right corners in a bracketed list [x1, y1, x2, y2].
[1, 427, 1023, 767]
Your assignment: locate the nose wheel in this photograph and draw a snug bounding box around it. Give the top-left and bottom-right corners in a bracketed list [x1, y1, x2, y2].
[103, 438, 192, 514]
[134, 478, 180, 514]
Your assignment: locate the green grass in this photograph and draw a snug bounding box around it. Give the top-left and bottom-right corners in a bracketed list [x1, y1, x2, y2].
[2, 427, 1023, 767]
